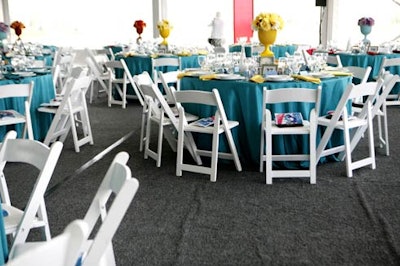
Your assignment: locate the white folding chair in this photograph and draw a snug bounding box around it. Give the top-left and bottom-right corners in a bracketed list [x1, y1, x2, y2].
[316, 80, 384, 177]
[7, 219, 89, 266]
[139, 83, 200, 167]
[133, 71, 156, 152]
[104, 58, 144, 108]
[85, 49, 110, 104]
[157, 70, 181, 104]
[259, 86, 322, 184]
[0, 81, 34, 140]
[0, 131, 63, 257]
[55, 53, 76, 90]
[38, 75, 94, 153]
[377, 56, 400, 106]
[348, 74, 399, 157]
[174, 89, 242, 182]
[151, 57, 181, 95]
[326, 54, 343, 68]
[79, 151, 139, 266]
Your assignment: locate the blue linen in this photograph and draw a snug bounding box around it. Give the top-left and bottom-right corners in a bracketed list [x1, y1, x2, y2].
[180, 76, 352, 166]
[338, 52, 400, 94]
[0, 73, 55, 141]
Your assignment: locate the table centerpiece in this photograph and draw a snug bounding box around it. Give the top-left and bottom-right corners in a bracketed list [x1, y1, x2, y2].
[252, 13, 284, 57]
[134, 20, 146, 44]
[157, 19, 172, 46]
[358, 17, 374, 48]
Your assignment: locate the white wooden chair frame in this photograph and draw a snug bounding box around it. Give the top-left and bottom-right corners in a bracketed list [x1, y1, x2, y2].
[259, 86, 322, 184]
[0, 131, 63, 257]
[174, 89, 242, 182]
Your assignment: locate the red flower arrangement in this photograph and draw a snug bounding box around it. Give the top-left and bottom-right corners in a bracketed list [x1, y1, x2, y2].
[358, 17, 375, 27]
[10, 21, 25, 37]
[134, 20, 146, 35]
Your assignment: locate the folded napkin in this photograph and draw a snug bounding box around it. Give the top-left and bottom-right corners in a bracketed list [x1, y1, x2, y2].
[177, 51, 192, 56]
[199, 74, 217, 80]
[177, 72, 193, 79]
[250, 75, 265, 83]
[292, 75, 321, 84]
[326, 71, 353, 76]
[197, 50, 208, 55]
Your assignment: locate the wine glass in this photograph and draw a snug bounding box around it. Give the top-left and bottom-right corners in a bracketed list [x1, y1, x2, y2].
[197, 55, 207, 69]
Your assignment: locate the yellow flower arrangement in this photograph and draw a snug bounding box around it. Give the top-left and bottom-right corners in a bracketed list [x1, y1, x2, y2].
[157, 19, 173, 31]
[252, 13, 284, 31]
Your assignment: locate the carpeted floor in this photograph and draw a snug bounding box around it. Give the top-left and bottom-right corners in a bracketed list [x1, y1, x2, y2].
[4, 93, 400, 266]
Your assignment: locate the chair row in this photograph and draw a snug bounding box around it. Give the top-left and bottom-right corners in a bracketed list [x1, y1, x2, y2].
[1, 131, 139, 266]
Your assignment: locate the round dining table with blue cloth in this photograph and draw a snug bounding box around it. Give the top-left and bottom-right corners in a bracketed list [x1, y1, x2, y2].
[229, 44, 298, 58]
[337, 52, 400, 94]
[179, 76, 352, 167]
[0, 73, 55, 141]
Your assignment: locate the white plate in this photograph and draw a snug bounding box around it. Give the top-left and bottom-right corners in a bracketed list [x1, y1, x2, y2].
[214, 74, 245, 80]
[310, 72, 334, 78]
[13, 72, 36, 77]
[186, 70, 214, 77]
[265, 75, 294, 82]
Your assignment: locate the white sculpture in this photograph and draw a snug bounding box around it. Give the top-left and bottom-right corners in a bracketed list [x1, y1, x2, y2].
[208, 12, 224, 47]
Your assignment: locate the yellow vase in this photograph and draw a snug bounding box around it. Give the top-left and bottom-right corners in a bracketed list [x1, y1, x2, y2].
[258, 29, 277, 57]
[159, 28, 170, 46]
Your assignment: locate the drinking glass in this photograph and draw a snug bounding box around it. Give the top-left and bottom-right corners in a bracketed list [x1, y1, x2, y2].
[197, 55, 207, 69]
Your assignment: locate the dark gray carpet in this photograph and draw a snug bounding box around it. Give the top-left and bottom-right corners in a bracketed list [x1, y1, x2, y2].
[4, 93, 400, 266]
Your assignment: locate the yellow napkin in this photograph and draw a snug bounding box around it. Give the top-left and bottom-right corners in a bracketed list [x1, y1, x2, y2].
[177, 72, 193, 79]
[292, 75, 321, 84]
[199, 74, 217, 80]
[250, 75, 265, 83]
[197, 50, 208, 55]
[327, 71, 353, 77]
[177, 51, 192, 56]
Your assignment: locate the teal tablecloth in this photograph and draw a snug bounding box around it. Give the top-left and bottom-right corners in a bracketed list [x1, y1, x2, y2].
[229, 44, 298, 58]
[180, 76, 352, 166]
[338, 52, 400, 94]
[0, 73, 55, 141]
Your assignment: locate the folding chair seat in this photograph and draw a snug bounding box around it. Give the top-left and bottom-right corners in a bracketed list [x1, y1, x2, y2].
[79, 152, 139, 266]
[316, 80, 384, 177]
[139, 82, 200, 168]
[38, 76, 94, 152]
[259, 86, 322, 184]
[104, 58, 144, 108]
[7, 219, 89, 266]
[0, 131, 63, 257]
[0, 81, 34, 140]
[174, 89, 242, 182]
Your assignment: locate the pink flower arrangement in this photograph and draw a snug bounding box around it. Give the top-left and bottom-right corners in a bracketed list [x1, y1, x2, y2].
[358, 17, 375, 27]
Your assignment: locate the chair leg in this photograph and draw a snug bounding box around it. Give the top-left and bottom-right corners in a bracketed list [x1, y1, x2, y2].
[343, 126, 353, 178]
[265, 130, 273, 185]
[176, 126, 184, 177]
[367, 112, 376, 170]
[382, 105, 389, 156]
[209, 129, 219, 182]
[310, 126, 316, 184]
[259, 126, 265, 173]
[155, 122, 164, 167]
